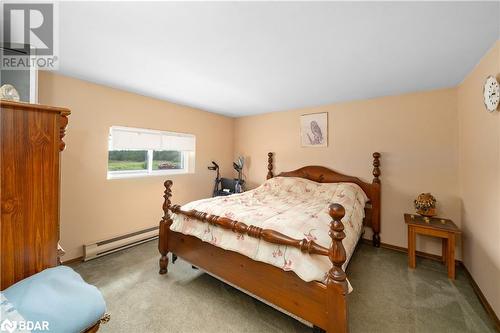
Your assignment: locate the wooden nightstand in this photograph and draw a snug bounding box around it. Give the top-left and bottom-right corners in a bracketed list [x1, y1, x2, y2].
[404, 214, 461, 279]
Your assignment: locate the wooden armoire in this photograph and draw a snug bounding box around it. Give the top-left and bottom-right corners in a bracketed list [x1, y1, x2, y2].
[1, 100, 70, 290]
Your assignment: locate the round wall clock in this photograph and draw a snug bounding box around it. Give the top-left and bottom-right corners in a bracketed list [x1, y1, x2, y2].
[483, 76, 499, 112]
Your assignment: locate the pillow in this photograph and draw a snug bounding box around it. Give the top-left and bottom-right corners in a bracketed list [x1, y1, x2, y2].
[260, 176, 320, 195]
[260, 177, 369, 207]
[3, 266, 106, 333]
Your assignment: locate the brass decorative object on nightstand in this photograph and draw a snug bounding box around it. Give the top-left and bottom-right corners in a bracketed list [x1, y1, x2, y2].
[414, 193, 437, 217]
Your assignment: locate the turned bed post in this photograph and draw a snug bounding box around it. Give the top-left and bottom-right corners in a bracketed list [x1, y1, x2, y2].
[267, 152, 274, 179]
[159, 180, 173, 274]
[326, 203, 348, 333]
[371, 152, 381, 247]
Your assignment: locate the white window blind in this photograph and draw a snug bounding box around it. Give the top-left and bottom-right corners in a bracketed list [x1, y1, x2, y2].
[110, 126, 195, 152]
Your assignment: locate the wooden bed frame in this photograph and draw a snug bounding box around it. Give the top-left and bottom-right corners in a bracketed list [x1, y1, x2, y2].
[158, 152, 381, 333]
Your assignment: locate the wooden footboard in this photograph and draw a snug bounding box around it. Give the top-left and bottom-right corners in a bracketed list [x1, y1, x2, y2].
[158, 180, 349, 333]
[158, 180, 173, 275]
[158, 152, 381, 333]
[169, 204, 331, 256]
[168, 231, 329, 326]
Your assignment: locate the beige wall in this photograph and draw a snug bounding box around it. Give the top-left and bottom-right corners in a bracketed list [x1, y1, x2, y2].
[38, 72, 234, 260]
[457, 41, 500, 316]
[234, 88, 460, 257]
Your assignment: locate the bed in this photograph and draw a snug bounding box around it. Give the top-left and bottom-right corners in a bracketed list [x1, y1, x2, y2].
[158, 152, 381, 333]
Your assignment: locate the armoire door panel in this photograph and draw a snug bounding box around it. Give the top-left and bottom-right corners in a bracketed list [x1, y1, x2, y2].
[1, 101, 70, 290]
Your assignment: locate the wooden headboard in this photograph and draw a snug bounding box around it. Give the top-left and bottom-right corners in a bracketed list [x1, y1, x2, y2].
[266, 152, 382, 247]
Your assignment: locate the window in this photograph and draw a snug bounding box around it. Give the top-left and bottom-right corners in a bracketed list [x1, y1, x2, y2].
[107, 126, 195, 179]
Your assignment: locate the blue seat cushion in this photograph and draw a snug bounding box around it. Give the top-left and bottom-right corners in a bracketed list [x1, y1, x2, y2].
[3, 266, 106, 333]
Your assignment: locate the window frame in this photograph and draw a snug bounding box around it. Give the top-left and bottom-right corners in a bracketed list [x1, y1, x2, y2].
[107, 127, 194, 180]
[107, 149, 189, 179]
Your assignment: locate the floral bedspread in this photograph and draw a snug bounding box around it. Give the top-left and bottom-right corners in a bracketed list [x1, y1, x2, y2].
[170, 177, 367, 285]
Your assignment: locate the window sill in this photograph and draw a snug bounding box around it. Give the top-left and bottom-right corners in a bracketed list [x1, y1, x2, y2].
[107, 169, 189, 180]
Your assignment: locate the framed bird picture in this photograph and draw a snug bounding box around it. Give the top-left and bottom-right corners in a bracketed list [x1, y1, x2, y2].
[300, 112, 328, 147]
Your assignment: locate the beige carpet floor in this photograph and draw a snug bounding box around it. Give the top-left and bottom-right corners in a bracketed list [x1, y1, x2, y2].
[72, 241, 497, 333]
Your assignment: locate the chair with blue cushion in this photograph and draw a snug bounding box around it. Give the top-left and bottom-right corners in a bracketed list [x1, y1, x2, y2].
[1, 266, 108, 333]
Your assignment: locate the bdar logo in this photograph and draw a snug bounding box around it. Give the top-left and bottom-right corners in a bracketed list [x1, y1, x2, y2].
[0, 319, 17, 333]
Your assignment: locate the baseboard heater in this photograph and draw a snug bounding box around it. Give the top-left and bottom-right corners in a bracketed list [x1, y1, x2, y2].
[83, 226, 158, 261]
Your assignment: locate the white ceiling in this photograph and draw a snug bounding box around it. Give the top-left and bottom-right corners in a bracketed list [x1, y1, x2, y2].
[58, 1, 500, 117]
